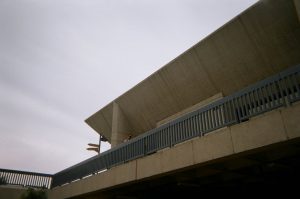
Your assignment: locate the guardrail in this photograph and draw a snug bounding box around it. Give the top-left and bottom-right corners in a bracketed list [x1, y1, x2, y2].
[0, 168, 52, 189]
[52, 64, 300, 188]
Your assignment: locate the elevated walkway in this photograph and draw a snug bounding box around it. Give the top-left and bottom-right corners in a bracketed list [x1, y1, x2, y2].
[48, 102, 300, 198]
[51, 64, 300, 189]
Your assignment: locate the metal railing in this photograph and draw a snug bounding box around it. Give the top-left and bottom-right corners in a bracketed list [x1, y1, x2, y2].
[0, 168, 52, 189]
[51, 64, 300, 188]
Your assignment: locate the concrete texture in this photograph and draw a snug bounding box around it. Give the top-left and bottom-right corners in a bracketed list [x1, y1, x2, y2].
[281, 102, 300, 139]
[161, 140, 194, 173]
[111, 102, 135, 147]
[193, 128, 234, 164]
[49, 103, 300, 199]
[86, 0, 300, 145]
[137, 151, 163, 179]
[86, 104, 112, 142]
[0, 186, 26, 199]
[156, 93, 223, 127]
[230, 110, 287, 153]
[112, 160, 136, 185]
[48, 160, 137, 199]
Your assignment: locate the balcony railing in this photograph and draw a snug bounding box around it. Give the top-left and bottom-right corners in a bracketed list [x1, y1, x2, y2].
[0, 168, 52, 189]
[51, 64, 300, 188]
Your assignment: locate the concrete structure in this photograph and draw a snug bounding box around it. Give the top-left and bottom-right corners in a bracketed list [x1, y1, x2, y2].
[1, 0, 300, 198]
[48, 103, 300, 198]
[86, 0, 300, 147]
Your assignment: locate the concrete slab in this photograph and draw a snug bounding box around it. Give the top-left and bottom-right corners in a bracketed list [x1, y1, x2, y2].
[281, 102, 300, 139]
[80, 169, 115, 193]
[49, 161, 137, 199]
[137, 151, 163, 179]
[230, 110, 287, 153]
[192, 128, 234, 164]
[161, 140, 194, 173]
[112, 160, 137, 185]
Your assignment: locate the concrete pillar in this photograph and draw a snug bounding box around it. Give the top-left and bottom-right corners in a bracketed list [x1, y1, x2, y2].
[295, 0, 300, 22]
[111, 102, 134, 147]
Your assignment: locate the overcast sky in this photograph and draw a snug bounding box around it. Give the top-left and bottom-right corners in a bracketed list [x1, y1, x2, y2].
[0, 0, 257, 174]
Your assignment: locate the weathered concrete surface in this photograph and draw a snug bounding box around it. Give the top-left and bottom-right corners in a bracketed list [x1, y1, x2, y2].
[112, 160, 136, 185]
[0, 186, 26, 199]
[86, 0, 300, 144]
[49, 102, 300, 199]
[161, 140, 194, 173]
[231, 110, 287, 153]
[281, 102, 300, 139]
[111, 102, 135, 147]
[137, 150, 163, 179]
[156, 93, 223, 127]
[193, 128, 234, 164]
[48, 160, 137, 199]
[86, 104, 112, 142]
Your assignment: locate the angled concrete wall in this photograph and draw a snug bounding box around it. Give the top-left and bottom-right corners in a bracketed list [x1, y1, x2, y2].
[111, 102, 135, 147]
[86, 0, 300, 144]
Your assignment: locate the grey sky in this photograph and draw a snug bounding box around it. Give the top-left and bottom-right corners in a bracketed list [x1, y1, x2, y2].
[0, 0, 257, 174]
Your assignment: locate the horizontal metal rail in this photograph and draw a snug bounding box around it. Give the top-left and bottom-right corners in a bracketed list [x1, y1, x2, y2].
[0, 168, 52, 189]
[52, 64, 300, 188]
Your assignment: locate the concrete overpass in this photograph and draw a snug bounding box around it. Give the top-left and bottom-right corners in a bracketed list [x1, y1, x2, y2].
[49, 103, 300, 198]
[1, 0, 300, 198]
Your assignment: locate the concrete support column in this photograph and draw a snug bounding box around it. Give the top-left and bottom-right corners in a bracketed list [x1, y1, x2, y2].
[111, 102, 134, 147]
[295, 0, 300, 22]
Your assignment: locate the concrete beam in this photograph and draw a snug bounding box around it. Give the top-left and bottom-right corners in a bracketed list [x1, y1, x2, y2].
[48, 160, 137, 199]
[193, 128, 234, 164]
[230, 110, 288, 153]
[111, 102, 135, 147]
[137, 151, 163, 180]
[161, 140, 194, 173]
[281, 101, 300, 139]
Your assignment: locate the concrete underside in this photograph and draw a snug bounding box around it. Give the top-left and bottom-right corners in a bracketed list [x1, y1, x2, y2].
[48, 102, 300, 199]
[0, 186, 26, 199]
[76, 140, 300, 198]
[86, 0, 300, 145]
